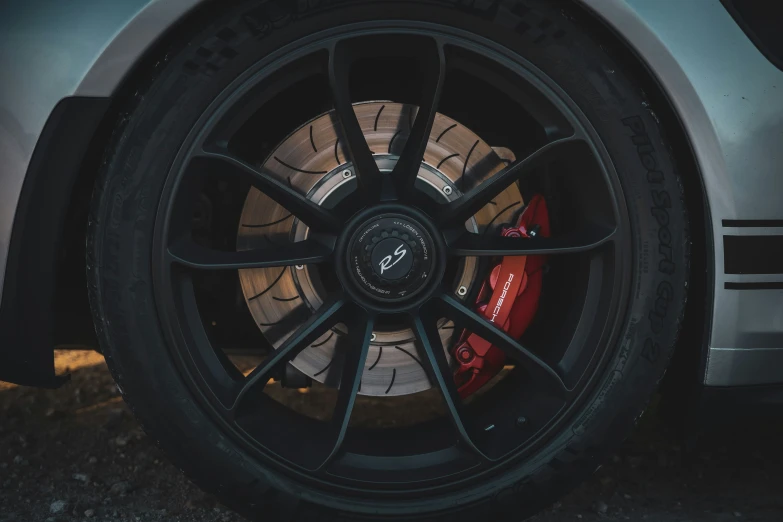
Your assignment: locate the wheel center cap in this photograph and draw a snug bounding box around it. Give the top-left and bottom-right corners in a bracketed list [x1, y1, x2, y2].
[371, 238, 414, 280]
[348, 214, 435, 301]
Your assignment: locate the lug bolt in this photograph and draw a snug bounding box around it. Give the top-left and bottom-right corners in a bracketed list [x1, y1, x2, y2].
[516, 416, 528, 428]
[442, 185, 453, 196]
[342, 169, 352, 179]
[370, 333, 377, 342]
[295, 265, 304, 270]
[457, 286, 468, 296]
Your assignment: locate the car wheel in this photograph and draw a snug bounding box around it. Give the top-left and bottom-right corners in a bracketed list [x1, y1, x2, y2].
[87, 1, 689, 520]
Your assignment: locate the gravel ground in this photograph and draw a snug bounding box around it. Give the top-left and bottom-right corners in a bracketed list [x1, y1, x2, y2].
[2, 350, 782, 522]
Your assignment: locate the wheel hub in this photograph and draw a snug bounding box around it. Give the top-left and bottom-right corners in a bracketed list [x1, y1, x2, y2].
[349, 214, 434, 301]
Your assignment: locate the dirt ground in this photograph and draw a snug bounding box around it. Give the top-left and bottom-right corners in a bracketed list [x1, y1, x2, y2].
[2, 350, 782, 522]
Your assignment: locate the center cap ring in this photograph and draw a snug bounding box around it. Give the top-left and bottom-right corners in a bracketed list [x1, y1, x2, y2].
[346, 212, 437, 303]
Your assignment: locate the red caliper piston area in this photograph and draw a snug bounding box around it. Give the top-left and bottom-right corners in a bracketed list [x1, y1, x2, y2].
[452, 194, 551, 398]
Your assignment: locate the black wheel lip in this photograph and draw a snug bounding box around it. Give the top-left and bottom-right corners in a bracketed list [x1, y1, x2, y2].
[147, 19, 635, 503]
[337, 205, 446, 313]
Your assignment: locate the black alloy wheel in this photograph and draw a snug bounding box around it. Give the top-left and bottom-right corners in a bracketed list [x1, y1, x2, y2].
[88, 2, 689, 520]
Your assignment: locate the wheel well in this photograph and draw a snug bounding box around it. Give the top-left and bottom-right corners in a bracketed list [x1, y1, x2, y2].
[55, 0, 712, 385]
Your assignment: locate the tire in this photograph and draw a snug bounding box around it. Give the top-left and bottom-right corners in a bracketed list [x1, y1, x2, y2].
[87, 1, 689, 520]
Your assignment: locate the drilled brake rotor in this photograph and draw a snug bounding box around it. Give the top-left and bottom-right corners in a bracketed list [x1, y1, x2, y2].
[237, 102, 523, 396]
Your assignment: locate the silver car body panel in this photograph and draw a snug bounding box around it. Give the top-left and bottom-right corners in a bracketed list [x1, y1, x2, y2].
[0, 0, 200, 299]
[0, 0, 781, 386]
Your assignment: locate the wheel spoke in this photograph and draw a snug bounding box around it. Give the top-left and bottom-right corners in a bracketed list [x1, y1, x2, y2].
[229, 294, 346, 415]
[439, 136, 584, 227]
[316, 308, 375, 470]
[393, 39, 446, 197]
[328, 40, 384, 202]
[437, 294, 569, 397]
[168, 237, 334, 270]
[411, 307, 488, 461]
[448, 224, 616, 257]
[191, 150, 342, 233]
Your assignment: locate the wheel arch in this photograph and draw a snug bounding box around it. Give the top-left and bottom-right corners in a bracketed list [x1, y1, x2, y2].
[71, 0, 718, 384]
[0, 0, 711, 388]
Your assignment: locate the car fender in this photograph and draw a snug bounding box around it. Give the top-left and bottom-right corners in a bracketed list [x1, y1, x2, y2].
[0, 0, 204, 386]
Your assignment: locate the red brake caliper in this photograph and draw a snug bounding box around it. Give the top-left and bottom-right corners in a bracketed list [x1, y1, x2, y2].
[453, 194, 551, 398]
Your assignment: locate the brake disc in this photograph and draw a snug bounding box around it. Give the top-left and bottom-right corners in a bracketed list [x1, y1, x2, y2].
[237, 102, 523, 396]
